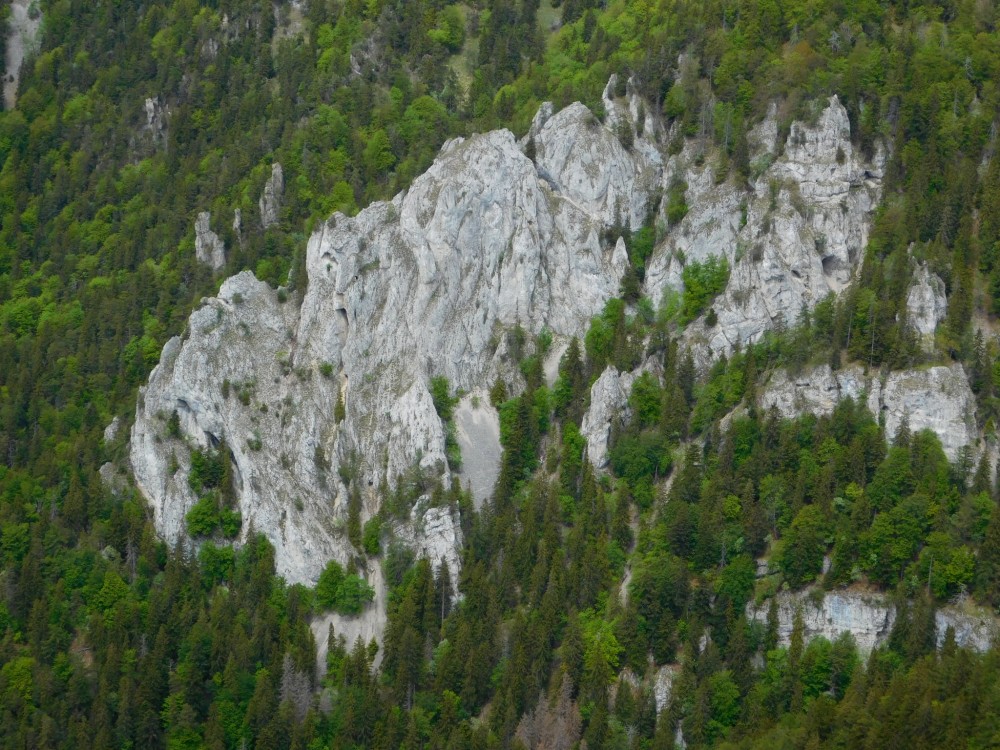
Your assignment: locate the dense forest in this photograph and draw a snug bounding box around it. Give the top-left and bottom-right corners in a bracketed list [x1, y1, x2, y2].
[3, 0, 1000, 748]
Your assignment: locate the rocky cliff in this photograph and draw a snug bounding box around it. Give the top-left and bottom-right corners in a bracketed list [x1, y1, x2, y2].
[747, 586, 999, 654]
[3, 0, 42, 110]
[644, 96, 884, 362]
[759, 362, 980, 461]
[131, 89, 982, 644]
[133, 102, 643, 585]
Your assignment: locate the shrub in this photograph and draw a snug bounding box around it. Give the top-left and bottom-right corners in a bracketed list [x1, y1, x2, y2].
[430, 376, 456, 421]
[681, 256, 729, 323]
[314, 560, 375, 614]
[362, 517, 382, 556]
[779, 505, 828, 587]
[186, 497, 220, 537]
[188, 448, 225, 493]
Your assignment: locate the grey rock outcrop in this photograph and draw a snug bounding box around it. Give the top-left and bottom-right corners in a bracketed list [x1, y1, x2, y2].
[103, 416, 122, 444]
[3, 0, 42, 110]
[259, 163, 284, 229]
[144, 96, 169, 143]
[453, 392, 502, 508]
[645, 96, 884, 361]
[936, 605, 999, 651]
[905, 263, 947, 348]
[133, 106, 635, 584]
[531, 101, 657, 230]
[581, 367, 636, 469]
[879, 366, 978, 460]
[653, 665, 680, 713]
[748, 588, 895, 654]
[759, 363, 978, 461]
[310, 501, 461, 672]
[748, 587, 998, 654]
[194, 211, 226, 271]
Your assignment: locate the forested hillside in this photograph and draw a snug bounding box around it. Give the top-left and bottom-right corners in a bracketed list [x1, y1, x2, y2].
[3, 0, 1000, 748]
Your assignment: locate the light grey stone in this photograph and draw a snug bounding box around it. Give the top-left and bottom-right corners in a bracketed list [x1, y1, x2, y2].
[133, 114, 630, 587]
[259, 163, 285, 229]
[646, 96, 885, 363]
[3, 0, 42, 110]
[905, 262, 947, 347]
[748, 586, 998, 655]
[194, 211, 226, 271]
[453, 392, 501, 509]
[581, 367, 636, 469]
[759, 363, 978, 461]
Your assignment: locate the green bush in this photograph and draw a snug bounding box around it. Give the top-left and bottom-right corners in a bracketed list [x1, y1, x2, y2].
[779, 505, 829, 587]
[666, 179, 689, 225]
[681, 256, 729, 323]
[430, 376, 456, 421]
[315, 560, 376, 614]
[188, 448, 225, 493]
[186, 497, 220, 537]
[362, 517, 382, 556]
[186, 496, 241, 539]
[315, 560, 346, 609]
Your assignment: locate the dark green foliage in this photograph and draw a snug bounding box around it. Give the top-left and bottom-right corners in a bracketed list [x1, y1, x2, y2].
[429, 376, 456, 422]
[363, 517, 382, 556]
[665, 178, 689, 225]
[5, 0, 1000, 746]
[779, 505, 828, 587]
[315, 560, 375, 614]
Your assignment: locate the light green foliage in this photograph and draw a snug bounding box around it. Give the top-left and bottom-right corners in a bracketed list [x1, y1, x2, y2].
[185, 497, 220, 537]
[427, 6, 465, 53]
[680, 255, 729, 323]
[628, 372, 661, 427]
[5, 0, 1000, 745]
[1, 657, 34, 703]
[628, 225, 656, 277]
[334, 574, 376, 615]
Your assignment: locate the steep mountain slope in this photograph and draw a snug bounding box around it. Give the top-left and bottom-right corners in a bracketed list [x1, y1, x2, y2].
[130, 86, 990, 643]
[131, 103, 652, 583]
[130, 92, 878, 585]
[7, 0, 1000, 747]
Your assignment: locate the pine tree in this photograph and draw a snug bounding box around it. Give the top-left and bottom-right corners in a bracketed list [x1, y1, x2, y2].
[978, 503, 1000, 605]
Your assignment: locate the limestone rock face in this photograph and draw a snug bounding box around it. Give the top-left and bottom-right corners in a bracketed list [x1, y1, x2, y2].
[645, 96, 884, 361]
[3, 0, 42, 110]
[194, 211, 226, 271]
[144, 97, 169, 143]
[748, 587, 998, 654]
[453, 392, 502, 509]
[581, 367, 636, 469]
[748, 588, 895, 654]
[936, 606, 1000, 651]
[531, 102, 656, 230]
[653, 665, 680, 713]
[259, 163, 285, 229]
[759, 363, 978, 461]
[133, 113, 631, 584]
[905, 263, 947, 346]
